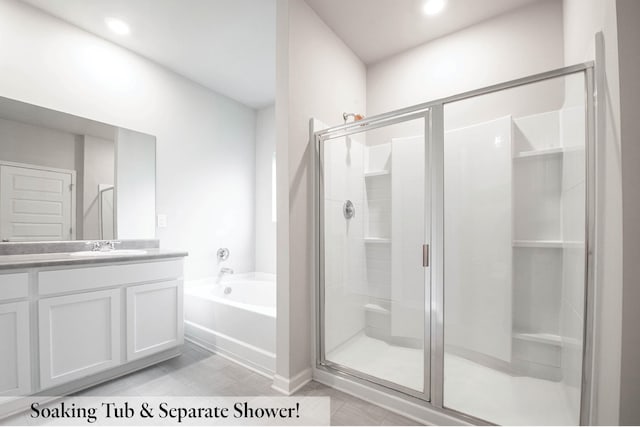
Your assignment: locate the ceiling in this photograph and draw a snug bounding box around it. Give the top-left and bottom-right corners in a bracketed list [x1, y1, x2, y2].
[20, 0, 276, 109]
[18, 0, 550, 106]
[305, 0, 548, 64]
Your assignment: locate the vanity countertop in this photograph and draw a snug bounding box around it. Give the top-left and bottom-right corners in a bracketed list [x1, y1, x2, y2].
[0, 248, 188, 270]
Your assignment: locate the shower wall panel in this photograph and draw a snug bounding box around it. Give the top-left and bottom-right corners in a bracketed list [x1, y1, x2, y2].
[443, 116, 513, 363]
[560, 105, 586, 421]
[323, 134, 367, 353]
[390, 135, 425, 342]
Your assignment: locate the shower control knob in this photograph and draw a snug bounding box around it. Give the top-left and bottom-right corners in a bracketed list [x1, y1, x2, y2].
[217, 248, 229, 261]
[343, 200, 355, 219]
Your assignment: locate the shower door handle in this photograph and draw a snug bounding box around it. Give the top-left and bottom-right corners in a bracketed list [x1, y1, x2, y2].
[423, 244, 429, 267]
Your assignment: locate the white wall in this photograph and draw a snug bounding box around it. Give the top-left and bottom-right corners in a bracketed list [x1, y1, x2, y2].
[255, 105, 276, 274]
[562, 0, 623, 424]
[82, 135, 114, 240]
[0, 0, 257, 279]
[115, 128, 155, 240]
[616, 0, 640, 424]
[0, 117, 77, 171]
[276, 0, 366, 385]
[367, 0, 565, 120]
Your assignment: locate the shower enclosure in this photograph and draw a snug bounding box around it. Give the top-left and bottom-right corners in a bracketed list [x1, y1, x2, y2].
[315, 63, 594, 425]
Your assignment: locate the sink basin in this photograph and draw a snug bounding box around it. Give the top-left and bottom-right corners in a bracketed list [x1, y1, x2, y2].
[70, 249, 148, 257]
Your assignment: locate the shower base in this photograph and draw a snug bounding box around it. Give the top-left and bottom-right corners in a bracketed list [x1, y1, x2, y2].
[327, 334, 576, 425]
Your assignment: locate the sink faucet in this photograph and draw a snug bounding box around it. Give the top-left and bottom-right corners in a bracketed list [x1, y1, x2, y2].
[86, 240, 121, 251]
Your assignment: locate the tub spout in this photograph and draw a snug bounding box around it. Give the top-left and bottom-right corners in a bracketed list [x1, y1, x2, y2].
[220, 267, 234, 275]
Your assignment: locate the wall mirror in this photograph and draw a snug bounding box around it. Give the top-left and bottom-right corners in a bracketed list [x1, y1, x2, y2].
[0, 96, 156, 242]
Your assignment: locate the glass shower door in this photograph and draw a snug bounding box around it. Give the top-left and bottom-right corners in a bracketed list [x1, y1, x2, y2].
[318, 112, 431, 399]
[441, 72, 588, 425]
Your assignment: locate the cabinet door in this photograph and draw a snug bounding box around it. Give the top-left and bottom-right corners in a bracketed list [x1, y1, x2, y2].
[0, 302, 30, 396]
[127, 280, 183, 361]
[39, 289, 120, 389]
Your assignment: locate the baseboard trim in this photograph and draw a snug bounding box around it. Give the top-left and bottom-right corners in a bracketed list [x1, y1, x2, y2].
[185, 321, 275, 378]
[271, 368, 312, 395]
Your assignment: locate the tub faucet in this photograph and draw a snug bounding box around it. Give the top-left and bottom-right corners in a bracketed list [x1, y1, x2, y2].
[220, 267, 234, 275]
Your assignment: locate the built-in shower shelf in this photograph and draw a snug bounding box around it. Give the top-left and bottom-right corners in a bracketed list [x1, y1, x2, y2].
[513, 240, 563, 248]
[364, 303, 389, 315]
[513, 147, 564, 159]
[364, 237, 391, 244]
[513, 332, 562, 347]
[364, 170, 390, 178]
[512, 240, 584, 249]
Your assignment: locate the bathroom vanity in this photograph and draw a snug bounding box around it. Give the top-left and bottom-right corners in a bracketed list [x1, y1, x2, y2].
[0, 93, 187, 417]
[0, 243, 187, 410]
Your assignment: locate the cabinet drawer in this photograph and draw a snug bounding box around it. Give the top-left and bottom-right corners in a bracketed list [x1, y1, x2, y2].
[38, 259, 183, 295]
[0, 273, 28, 302]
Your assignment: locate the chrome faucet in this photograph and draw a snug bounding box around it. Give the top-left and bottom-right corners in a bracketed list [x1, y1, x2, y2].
[86, 240, 121, 251]
[216, 267, 234, 284]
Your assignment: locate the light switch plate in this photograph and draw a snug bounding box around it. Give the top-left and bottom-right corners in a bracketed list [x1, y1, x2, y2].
[157, 214, 167, 228]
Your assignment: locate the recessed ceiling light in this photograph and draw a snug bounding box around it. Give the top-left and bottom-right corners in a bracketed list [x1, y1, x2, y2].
[423, 0, 447, 15]
[105, 17, 130, 35]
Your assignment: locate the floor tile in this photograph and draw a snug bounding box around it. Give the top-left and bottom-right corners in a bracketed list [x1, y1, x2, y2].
[331, 401, 384, 426]
[380, 411, 423, 426]
[58, 342, 425, 425]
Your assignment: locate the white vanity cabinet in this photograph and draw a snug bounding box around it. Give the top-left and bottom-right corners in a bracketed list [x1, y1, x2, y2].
[0, 301, 31, 396]
[34, 258, 184, 391]
[0, 255, 185, 400]
[38, 289, 121, 389]
[127, 280, 183, 361]
[0, 272, 31, 397]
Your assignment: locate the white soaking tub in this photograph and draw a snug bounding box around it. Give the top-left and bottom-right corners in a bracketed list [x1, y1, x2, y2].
[184, 273, 276, 376]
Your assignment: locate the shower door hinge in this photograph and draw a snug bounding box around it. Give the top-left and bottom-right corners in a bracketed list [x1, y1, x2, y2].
[423, 244, 429, 267]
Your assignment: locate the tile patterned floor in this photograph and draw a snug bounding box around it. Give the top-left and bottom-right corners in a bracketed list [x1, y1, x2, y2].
[67, 342, 422, 426]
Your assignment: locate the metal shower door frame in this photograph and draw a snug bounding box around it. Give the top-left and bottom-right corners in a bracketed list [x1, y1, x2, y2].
[315, 109, 433, 403]
[314, 61, 596, 426]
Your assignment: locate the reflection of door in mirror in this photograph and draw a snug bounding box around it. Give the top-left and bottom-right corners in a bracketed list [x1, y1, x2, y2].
[0, 162, 75, 241]
[98, 184, 115, 240]
[0, 95, 156, 241]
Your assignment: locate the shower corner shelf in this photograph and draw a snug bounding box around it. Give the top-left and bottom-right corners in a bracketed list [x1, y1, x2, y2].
[512, 240, 584, 249]
[513, 240, 563, 248]
[513, 332, 562, 347]
[364, 237, 391, 244]
[364, 170, 390, 178]
[513, 147, 564, 159]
